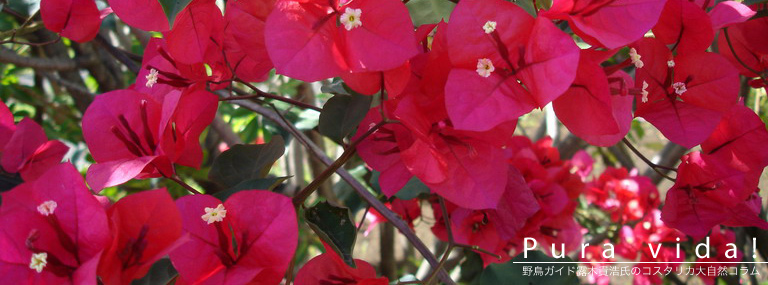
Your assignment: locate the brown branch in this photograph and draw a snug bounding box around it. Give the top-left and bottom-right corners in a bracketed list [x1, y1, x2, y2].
[221, 94, 454, 284]
[622, 138, 677, 182]
[210, 115, 243, 146]
[168, 175, 203, 195]
[94, 34, 141, 74]
[0, 22, 44, 40]
[291, 114, 384, 206]
[642, 142, 686, 185]
[39, 72, 94, 97]
[0, 46, 95, 71]
[226, 80, 323, 112]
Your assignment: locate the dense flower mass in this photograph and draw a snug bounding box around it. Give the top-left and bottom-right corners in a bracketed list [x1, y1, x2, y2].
[2, 0, 767, 283]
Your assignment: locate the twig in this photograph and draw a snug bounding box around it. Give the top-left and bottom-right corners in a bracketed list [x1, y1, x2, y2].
[292, 119, 386, 206]
[285, 237, 299, 285]
[210, 115, 243, 146]
[39, 72, 94, 96]
[0, 22, 43, 39]
[723, 28, 767, 84]
[168, 175, 203, 195]
[226, 79, 323, 112]
[424, 197, 455, 284]
[453, 243, 502, 260]
[221, 94, 455, 284]
[356, 206, 371, 235]
[93, 34, 140, 74]
[0, 46, 94, 70]
[621, 138, 677, 182]
[643, 142, 686, 184]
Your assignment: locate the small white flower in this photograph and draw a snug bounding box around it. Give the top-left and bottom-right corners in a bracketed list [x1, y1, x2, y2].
[641, 81, 649, 103]
[667, 60, 675, 68]
[37, 201, 57, 216]
[340, 8, 363, 31]
[672, 82, 687, 95]
[145, 68, 159, 88]
[476, 58, 495, 78]
[201, 204, 227, 224]
[482, 21, 497, 34]
[29, 252, 47, 273]
[629, 48, 644, 69]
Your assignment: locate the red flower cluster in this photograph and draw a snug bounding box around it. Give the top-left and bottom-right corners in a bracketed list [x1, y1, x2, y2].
[0, 162, 297, 284]
[26, 0, 768, 281]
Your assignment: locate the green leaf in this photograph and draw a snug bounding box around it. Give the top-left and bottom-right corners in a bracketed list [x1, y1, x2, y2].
[131, 258, 177, 285]
[305, 201, 358, 268]
[214, 176, 291, 201]
[370, 171, 430, 200]
[158, 0, 192, 28]
[512, 0, 551, 17]
[630, 120, 645, 140]
[318, 92, 372, 144]
[472, 250, 579, 285]
[395, 177, 430, 200]
[513, 0, 537, 17]
[208, 136, 285, 188]
[744, 0, 768, 5]
[321, 78, 350, 95]
[407, 0, 456, 26]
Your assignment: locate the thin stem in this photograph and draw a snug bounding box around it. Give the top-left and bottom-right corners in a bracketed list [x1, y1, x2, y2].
[94, 34, 140, 74]
[439, 197, 454, 244]
[723, 28, 768, 84]
[226, 97, 454, 284]
[164, 274, 179, 285]
[285, 240, 299, 285]
[423, 197, 456, 284]
[168, 175, 203, 195]
[356, 206, 371, 235]
[425, 244, 455, 285]
[292, 119, 386, 206]
[231, 79, 322, 112]
[621, 138, 677, 182]
[453, 243, 503, 260]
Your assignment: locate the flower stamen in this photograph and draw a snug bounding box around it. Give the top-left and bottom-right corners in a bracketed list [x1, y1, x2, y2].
[476, 58, 495, 78]
[37, 201, 57, 216]
[340, 8, 363, 31]
[672, 82, 687, 95]
[145, 69, 159, 88]
[641, 81, 649, 103]
[483, 21, 497, 34]
[202, 204, 227, 224]
[629, 48, 643, 69]
[29, 252, 47, 273]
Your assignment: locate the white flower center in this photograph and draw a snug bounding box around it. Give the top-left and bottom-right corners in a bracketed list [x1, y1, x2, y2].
[629, 48, 643, 69]
[29, 252, 47, 273]
[667, 60, 675, 68]
[672, 82, 687, 95]
[201, 204, 227, 224]
[37, 200, 57, 216]
[476, 58, 495, 78]
[641, 81, 649, 103]
[145, 68, 159, 88]
[340, 8, 363, 31]
[483, 21, 497, 34]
